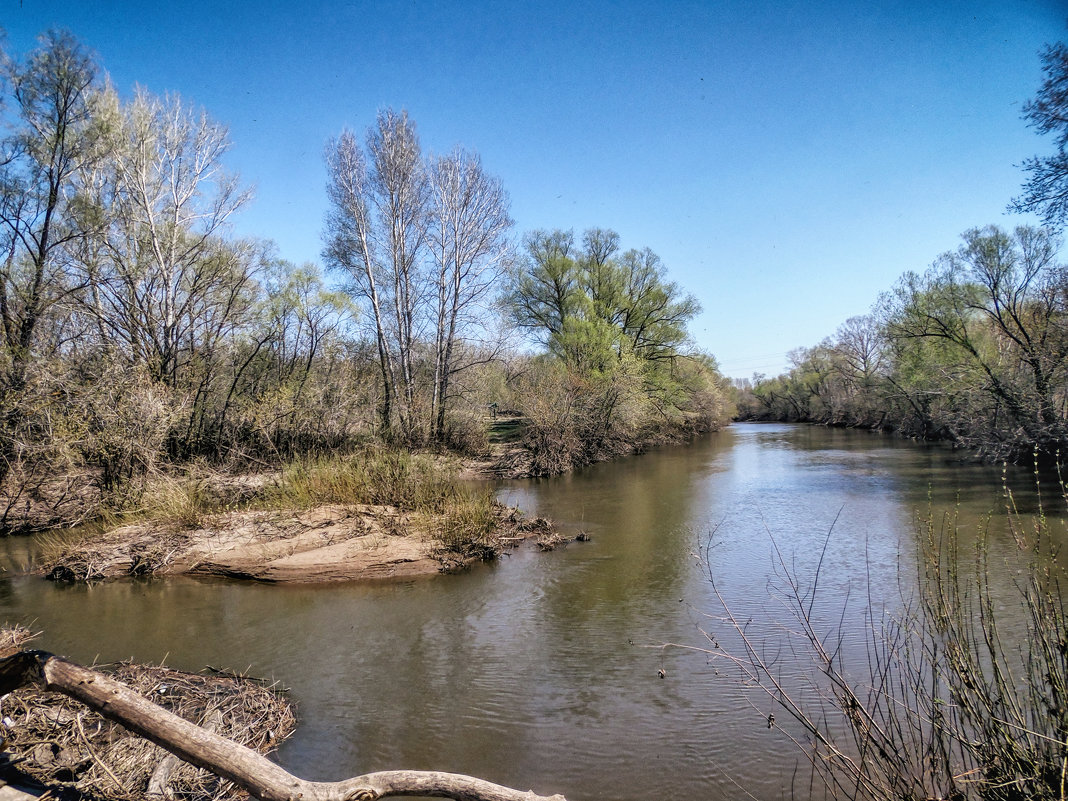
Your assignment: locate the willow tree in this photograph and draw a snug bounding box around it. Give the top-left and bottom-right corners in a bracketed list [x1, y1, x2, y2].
[0, 31, 109, 496]
[506, 229, 580, 349]
[884, 225, 1068, 456]
[504, 227, 718, 472]
[506, 228, 699, 372]
[1011, 41, 1068, 230]
[0, 31, 108, 391]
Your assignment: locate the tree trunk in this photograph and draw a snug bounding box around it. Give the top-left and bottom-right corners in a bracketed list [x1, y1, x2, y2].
[0, 650, 567, 801]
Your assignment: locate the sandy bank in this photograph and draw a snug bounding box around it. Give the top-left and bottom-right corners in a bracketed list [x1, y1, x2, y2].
[43, 503, 556, 584]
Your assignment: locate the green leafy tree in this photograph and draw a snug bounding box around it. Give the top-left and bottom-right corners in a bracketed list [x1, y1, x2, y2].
[0, 31, 110, 493]
[613, 247, 700, 362]
[884, 225, 1068, 455]
[505, 226, 725, 472]
[506, 229, 581, 347]
[506, 228, 700, 371]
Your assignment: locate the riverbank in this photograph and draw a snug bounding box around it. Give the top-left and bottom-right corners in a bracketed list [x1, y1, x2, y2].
[41, 500, 557, 583]
[464, 412, 728, 479]
[1, 412, 722, 540]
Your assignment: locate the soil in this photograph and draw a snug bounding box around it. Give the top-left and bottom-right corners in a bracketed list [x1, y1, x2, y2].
[457, 446, 530, 480]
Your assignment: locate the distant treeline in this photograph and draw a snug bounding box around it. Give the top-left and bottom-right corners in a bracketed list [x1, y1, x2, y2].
[734, 225, 1068, 461]
[0, 32, 730, 529]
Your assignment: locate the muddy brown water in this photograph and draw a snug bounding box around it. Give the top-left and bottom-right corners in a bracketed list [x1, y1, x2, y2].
[0, 423, 1061, 800]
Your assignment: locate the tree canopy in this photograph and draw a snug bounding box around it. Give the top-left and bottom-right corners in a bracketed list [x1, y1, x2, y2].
[1011, 42, 1068, 230]
[506, 227, 700, 371]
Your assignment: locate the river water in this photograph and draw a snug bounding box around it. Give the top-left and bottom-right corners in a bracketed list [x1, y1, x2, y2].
[0, 423, 1061, 800]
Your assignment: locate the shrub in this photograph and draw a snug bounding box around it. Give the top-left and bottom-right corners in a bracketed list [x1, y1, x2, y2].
[440, 412, 490, 457]
[701, 485, 1068, 800]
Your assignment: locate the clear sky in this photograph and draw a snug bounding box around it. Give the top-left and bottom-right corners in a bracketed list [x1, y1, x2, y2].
[3, 1, 1065, 377]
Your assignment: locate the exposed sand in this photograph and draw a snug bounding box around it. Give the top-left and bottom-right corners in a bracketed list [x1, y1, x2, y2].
[43, 503, 554, 584]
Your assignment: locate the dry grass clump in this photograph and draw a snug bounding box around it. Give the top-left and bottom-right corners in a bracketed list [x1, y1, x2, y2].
[275, 449, 510, 555]
[39, 528, 190, 582]
[428, 491, 499, 556]
[271, 448, 468, 511]
[432, 505, 560, 570]
[0, 625, 38, 658]
[100, 464, 272, 532]
[0, 636, 296, 801]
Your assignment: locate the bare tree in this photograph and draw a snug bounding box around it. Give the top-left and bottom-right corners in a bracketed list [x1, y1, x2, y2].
[427, 147, 512, 441]
[368, 109, 429, 441]
[325, 110, 450, 443]
[84, 89, 256, 388]
[323, 128, 398, 435]
[325, 112, 523, 445]
[832, 315, 886, 387]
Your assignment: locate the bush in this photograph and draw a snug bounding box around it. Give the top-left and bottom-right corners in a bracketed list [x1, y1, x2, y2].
[74, 364, 183, 499]
[440, 412, 490, 457]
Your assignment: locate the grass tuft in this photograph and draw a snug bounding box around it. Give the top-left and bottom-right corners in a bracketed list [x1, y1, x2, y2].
[267, 448, 502, 553]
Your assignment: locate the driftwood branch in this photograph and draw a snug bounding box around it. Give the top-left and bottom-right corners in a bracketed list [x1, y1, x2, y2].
[147, 707, 223, 799]
[0, 650, 567, 801]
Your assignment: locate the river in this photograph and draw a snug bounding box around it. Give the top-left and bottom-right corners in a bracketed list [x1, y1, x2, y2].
[0, 423, 1060, 800]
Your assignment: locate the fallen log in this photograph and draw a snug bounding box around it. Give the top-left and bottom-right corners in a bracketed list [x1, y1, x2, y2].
[0, 650, 567, 801]
[147, 707, 223, 799]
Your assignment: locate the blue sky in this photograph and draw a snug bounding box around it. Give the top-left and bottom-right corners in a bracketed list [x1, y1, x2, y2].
[3, 1, 1065, 377]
